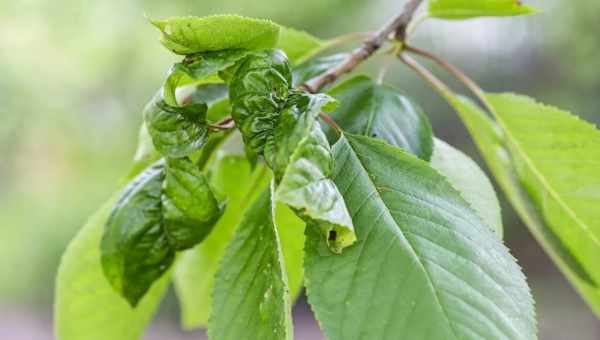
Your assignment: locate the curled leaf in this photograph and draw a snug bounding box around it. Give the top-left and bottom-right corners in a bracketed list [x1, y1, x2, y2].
[229, 49, 354, 252]
[144, 90, 209, 158]
[151, 15, 280, 55]
[101, 162, 174, 306]
[163, 50, 249, 106]
[229, 49, 292, 154]
[162, 157, 225, 250]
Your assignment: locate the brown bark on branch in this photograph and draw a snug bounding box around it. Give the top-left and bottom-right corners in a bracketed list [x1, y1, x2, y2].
[302, 0, 424, 93]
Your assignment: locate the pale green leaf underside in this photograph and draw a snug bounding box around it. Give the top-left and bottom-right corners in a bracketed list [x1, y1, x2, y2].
[55, 198, 169, 340]
[449, 94, 600, 316]
[277, 26, 323, 65]
[209, 187, 293, 340]
[429, 0, 536, 19]
[305, 134, 536, 340]
[174, 153, 305, 329]
[152, 15, 280, 55]
[431, 138, 503, 237]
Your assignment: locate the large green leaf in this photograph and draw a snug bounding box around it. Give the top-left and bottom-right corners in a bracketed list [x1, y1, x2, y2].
[326, 75, 434, 160]
[277, 26, 323, 65]
[429, 0, 536, 19]
[209, 187, 293, 340]
[431, 138, 503, 237]
[162, 157, 224, 250]
[173, 154, 271, 328]
[152, 15, 280, 55]
[305, 133, 536, 340]
[144, 90, 209, 158]
[448, 94, 600, 316]
[55, 199, 170, 340]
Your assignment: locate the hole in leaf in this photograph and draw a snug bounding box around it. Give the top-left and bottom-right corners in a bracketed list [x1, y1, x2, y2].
[328, 230, 337, 242]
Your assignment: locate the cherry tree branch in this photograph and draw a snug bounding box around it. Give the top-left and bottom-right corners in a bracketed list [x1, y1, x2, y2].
[302, 0, 425, 93]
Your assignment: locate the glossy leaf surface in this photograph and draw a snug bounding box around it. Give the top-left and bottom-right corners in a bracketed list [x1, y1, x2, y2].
[152, 15, 280, 55]
[305, 134, 536, 340]
[229, 49, 292, 154]
[429, 0, 536, 19]
[163, 50, 248, 106]
[209, 188, 293, 340]
[431, 138, 503, 237]
[101, 162, 174, 306]
[162, 157, 224, 250]
[144, 90, 209, 158]
[326, 75, 434, 160]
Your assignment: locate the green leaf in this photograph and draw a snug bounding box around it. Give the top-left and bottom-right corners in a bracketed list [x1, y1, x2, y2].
[151, 15, 280, 55]
[101, 162, 174, 306]
[429, 0, 536, 19]
[485, 93, 600, 313]
[431, 138, 503, 237]
[174, 154, 271, 328]
[162, 157, 224, 250]
[209, 187, 293, 340]
[305, 133, 536, 340]
[267, 92, 354, 253]
[326, 75, 434, 160]
[277, 26, 324, 65]
[55, 200, 169, 339]
[292, 53, 348, 87]
[144, 90, 209, 158]
[173, 153, 306, 329]
[448, 94, 600, 316]
[163, 50, 249, 106]
[229, 49, 293, 154]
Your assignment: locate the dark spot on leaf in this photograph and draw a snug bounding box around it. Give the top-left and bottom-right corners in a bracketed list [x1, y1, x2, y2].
[328, 230, 337, 242]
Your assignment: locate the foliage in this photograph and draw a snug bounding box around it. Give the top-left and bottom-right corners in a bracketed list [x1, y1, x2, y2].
[55, 2, 600, 339]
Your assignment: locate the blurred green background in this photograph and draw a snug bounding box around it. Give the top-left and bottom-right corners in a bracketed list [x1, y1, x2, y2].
[1, 0, 599, 338]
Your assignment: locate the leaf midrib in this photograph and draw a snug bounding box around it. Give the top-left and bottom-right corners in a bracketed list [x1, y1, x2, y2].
[346, 138, 461, 340]
[492, 108, 600, 249]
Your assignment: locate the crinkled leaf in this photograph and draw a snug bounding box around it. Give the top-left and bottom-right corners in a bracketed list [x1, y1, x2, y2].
[230, 49, 292, 154]
[429, 0, 536, 19]
[163, 50, 249, 106]
[144, 90, 209, 158]
[266, 92, 353, 253]
[151, 15, 280, 55]
[55, 198, 170, 340]
[162, 157, 224, 250]
[431, 138, 503, 237]
[326, 75, 434, 160]
[277, 26, 324, 65]
[292, 53, 348, 87]
[209, 187, 293, 340]
[448, 94, 600, 316]
[174, 154, 271, 328]
[304, 133, 536, 340]
[101, 162, 174, 306]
